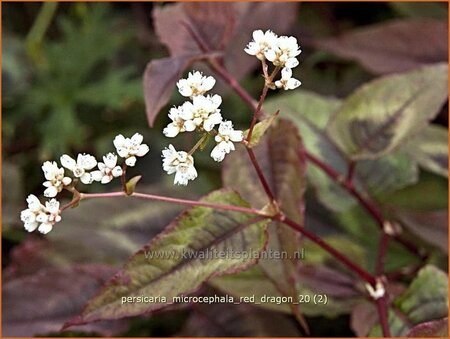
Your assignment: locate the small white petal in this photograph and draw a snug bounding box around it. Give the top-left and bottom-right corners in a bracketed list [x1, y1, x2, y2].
[101, 176, 112, 184]
[24, 221, 39, 232]
[131, 133, 144, 145]
[38, 223, 53, 234]
[91, 170, 103, 182]
[80, 173, 93, 184]
[103, 153, 117, 169]
[211, 145, 226, 162]
[112, 166, 123, 177]
[62, 177, 72, 186]
[44, 186, 58, 198]
[60, 155, 76, 170]
[230, 130, 244, 142]
[163, 124, 180, 138]
[45, 199, 60, 214]
[113, 134, 126, 149]
[137, 144, 149, 157]
[26, 194, 42, 212]
[184, 120, 197, 132]
[125, 156, 137, 167]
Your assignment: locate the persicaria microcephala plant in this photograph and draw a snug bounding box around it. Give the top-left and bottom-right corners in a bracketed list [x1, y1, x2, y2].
[17, 24, 447, 338]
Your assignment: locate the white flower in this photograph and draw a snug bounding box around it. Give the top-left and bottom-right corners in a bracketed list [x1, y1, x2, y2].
[210, 121, 244, 162]
[180, 94, 222, 132]
[245, 30, 279, 60]
[60, 153, 97, 184]
[20, 195, 61, 234]
[265, 36, 301, 69]
[275, 68, 301, 90]
[41, 161, 72, 197]
[177, 71, 216, 98]
[163, 104, 189, 138]
[91, 153, 123, 184]
[113, 133, 149, 167]
[162, 144, 197, 186]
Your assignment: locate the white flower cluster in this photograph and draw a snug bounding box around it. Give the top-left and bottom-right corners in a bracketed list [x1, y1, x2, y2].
[20, 133, 149, 234]
[245, 30, 301, 90]
[162, 71, 244, 186]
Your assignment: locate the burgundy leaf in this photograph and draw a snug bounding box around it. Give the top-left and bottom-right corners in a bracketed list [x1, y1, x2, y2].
[153, 2, 237, 56]
[314, 19, 448, 74]
[351, 302, 378, 337]
[407, 318, 448, 337]
[144, 55, 197, 126]
[179, 297, 300, 337]
[3, 264, 127, 337]
[395, 209, 448, 253]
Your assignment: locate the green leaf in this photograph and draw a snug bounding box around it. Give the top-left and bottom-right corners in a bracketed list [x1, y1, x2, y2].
[327, 63, 448, 160]
[401, 124, 448, 177]
[211, 266, 290, 314]
[370, 265, 448, 336]
[125, 175, 142, 195]
[65, 189, 269, 326]
[265, 90, 419, 212]
[389, 3, 448, 19]
[244, 111, 279, 148]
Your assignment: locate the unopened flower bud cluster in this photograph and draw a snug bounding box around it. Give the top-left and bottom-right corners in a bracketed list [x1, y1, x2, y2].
[162, 71, 244, 186]
[20, 133, 149, 234]
[245, 29, 301, 90]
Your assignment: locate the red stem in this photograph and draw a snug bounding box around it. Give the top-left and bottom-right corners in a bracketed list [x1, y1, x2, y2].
[376, 232, 391, 276]
[346, 160, 356, 182]
[280, 215, 376, 285]
[246, 148, 276, 202]
[80, 191, 266, 216]
[305, 152, 424, 259]
[376, 296, 392, 337]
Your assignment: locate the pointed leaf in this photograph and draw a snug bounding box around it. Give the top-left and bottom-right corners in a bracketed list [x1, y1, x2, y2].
[314, 19, 448, 74]
[244, 111, 279, 148]
[327, 63, 448, 160]
[401, 124, 448, 177]
[144, 55, 196, 127]
[65, 189, 268, 326]
[265, 90, 419, 212]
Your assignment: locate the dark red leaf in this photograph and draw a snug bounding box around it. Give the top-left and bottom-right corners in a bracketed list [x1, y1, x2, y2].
[3, 264, 127, 337]
[314, 19, 448, 74]
[407, 318, 448, 337]
[144, 55, 197, 126]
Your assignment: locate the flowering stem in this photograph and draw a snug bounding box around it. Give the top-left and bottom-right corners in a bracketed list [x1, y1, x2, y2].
[121, 164, 128, 193]
[246, 65, 280, 143]
[246, 147, 276, 203]
[79, 191, 267, 217]
[278, 215, 376, 285]
[376, 232, 391, 276]
[188, 133, 209, 156]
